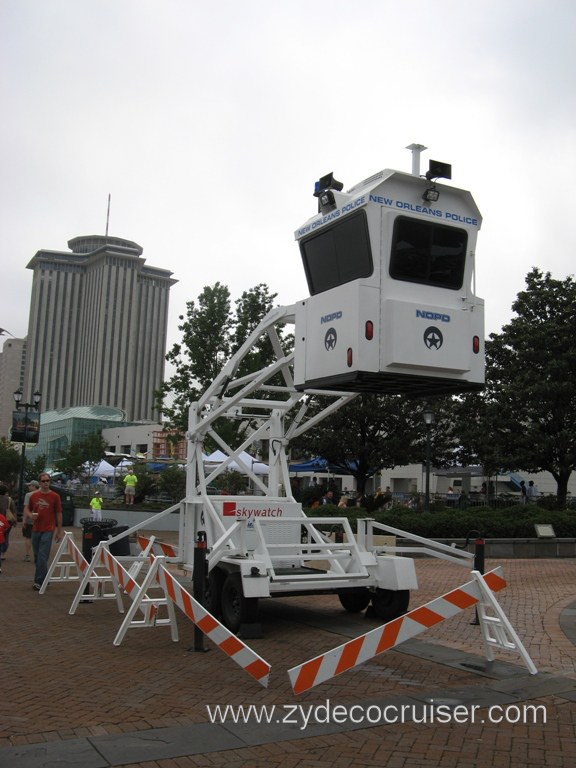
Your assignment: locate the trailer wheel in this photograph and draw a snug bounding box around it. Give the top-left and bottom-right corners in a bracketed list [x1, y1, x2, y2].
[204, 567, 225, 617]
[338, 588, 371, 613]
[370, 589, 410, 622]
[221, 572, 259, 633]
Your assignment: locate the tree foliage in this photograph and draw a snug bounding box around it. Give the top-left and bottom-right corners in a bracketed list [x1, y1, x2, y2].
[54, 433, 108, 479]
[157, 465, 187, 501]
[212, 469, 247, 495]
[155, 283, 289, 443]
[156, 282, 232, 435]
[295, 393, 456, 495]
[27, 454, 48, 481]
[0, 438, 22, 489]
[130, 464, 158, 503]
[454, 268, 576, 506]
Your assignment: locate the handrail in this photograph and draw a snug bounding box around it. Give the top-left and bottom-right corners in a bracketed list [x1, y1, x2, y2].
[104, 502, 181, 546]
[362, 519, 474, 567]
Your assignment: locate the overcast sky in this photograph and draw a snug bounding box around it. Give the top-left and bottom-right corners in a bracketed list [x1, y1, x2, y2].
[2, 0, 576, 363]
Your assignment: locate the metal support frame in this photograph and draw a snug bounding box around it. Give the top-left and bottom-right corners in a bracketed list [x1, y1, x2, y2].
[184, 303, 357, 504]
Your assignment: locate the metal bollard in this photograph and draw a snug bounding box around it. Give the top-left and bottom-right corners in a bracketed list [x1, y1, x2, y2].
[192, 530, 208, 652]
[471, 535, 485, 625]
[474, 536, 485, 574]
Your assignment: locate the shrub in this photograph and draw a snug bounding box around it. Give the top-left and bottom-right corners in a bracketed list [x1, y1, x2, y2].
[304, 503, 576, 538]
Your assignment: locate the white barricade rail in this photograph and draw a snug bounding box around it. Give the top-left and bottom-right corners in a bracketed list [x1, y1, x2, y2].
[153, 556, 271, 688]
[77, 543, 271, 688]
[40, 531, 89, 593]
[101, 548, 180, 646]
[68, 538, 173, 627]
[138, 534, 178, 560]
[288, 568, 537, 695]
[68, 540, 127, 614]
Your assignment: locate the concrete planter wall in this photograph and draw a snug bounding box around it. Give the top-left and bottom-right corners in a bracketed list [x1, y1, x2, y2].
[399, 538, 576, 559]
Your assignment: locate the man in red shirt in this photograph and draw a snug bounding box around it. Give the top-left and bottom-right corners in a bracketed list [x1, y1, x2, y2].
[28, 473, 63, 590]
[0, 511, 9, 575]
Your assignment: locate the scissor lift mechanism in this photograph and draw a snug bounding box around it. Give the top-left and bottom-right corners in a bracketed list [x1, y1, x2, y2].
[177, 304, 476, 631]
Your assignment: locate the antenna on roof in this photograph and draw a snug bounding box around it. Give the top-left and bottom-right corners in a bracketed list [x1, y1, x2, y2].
[406, 143, 427, 176]
[105, 194, 111, 237]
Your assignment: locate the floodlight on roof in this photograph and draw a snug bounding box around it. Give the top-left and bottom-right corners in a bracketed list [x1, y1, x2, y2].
[422, 185, 440, 203]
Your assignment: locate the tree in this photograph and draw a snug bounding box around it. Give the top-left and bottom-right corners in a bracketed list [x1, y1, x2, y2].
[456, 269, 576, 507]
[54, 433, 108, 480]
[212, 470, 246, 495]
[130, 464, 158, 503]
[232, 284, 292, 381]
[156, 282, 232, 436]
[0, 438, 22, 490]
[155, 282, 289, 444]
[27, 454, 47, 481]
[296, 393, 456, 495]
[157, 465, 187, 501]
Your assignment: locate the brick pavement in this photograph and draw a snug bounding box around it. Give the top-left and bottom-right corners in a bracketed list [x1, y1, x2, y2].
[1, 528, 575, 767]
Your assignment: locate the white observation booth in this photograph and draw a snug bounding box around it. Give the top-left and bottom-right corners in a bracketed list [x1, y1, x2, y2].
[294, 158, 484, 396]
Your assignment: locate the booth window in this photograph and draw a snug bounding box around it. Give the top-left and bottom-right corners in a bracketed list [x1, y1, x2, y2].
[300, 211, 373, 295]
[390, 217, 467, 289]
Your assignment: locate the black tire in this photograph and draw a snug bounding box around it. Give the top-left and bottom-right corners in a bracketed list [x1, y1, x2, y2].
[204, 567, 225, 617]
[220, 572, 259, 633]
[370, 589, 410, 622]
[338, 588, 371, 613]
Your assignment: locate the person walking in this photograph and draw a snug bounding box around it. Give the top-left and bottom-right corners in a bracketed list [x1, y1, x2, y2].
[22, 479, 40, 561]
[526, 480, 540, 503]
[519, 480, 527, 504]
[0, 485, 17, 561]
[0, 509, 9, 574]
[28, 473, 63, 590]
[90, 490, 103, 521]
[123, 469, 138, 506]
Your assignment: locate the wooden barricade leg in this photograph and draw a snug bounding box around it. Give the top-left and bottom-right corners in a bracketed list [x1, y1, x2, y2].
[111, 556, 179, 646]
[472, 569, 538, 675]
[69, 542, 125, 615]
[40, 532, 88, 593]
[126, 535, 156, 582]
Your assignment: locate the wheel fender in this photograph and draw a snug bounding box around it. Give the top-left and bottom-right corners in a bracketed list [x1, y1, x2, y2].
[239, 560, 270, 597]
[374, 555, 418, 591]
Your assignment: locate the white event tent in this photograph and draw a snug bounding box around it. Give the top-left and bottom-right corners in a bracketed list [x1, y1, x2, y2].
[204, 450, 269, 475]
[82, 459, 116, 477]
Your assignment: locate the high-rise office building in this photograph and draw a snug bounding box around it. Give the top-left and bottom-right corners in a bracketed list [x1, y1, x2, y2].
[24, 235, 177, 422]
[0, 336, 26, 437]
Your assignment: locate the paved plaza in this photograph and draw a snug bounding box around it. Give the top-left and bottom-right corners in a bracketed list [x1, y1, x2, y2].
[1, 528, 575, 767]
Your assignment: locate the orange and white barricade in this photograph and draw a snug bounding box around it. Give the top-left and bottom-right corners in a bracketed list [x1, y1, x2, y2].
[288, 568, 537, 694]
[137, 534, 178, 560]
[75, 543, 271, 688]
[68, 536, 159, 614]
[150, 556, 271, 687]
[40, 531, 89, 593]
[68, 542, 128, 614]
[101, 548, 180, 645]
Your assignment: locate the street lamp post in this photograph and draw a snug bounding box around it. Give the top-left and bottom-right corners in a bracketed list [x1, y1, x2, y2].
[422, 407, 436, 513]
[13, 389, 42, 514]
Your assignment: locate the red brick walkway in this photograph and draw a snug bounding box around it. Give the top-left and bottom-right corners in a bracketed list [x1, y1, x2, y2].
[1, 530, 575, 767]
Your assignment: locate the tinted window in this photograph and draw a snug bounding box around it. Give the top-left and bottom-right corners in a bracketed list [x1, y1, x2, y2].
[390, 217, 467, 289]
[300, 211, 373, 295]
